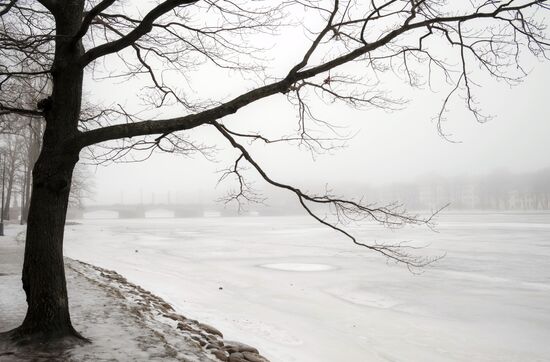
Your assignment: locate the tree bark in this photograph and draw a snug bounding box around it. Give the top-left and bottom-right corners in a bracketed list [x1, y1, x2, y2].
[12, 150, 80, 342]
[9, 0, 86, 343]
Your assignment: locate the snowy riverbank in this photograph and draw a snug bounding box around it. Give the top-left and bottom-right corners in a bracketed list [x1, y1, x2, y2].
[0, 229, 269, 361]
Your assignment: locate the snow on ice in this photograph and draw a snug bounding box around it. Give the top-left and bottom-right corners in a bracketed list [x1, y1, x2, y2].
[59, 213, 550, 362]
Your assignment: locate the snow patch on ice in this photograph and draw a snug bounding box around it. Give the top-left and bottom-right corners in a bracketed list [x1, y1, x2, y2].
[328, 288, 401, 309]
[231, 318, 303, 346]
[259, 263, 335, 272]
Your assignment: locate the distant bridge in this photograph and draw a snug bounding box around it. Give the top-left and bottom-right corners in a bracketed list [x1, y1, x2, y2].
[67, 203, 294, 219]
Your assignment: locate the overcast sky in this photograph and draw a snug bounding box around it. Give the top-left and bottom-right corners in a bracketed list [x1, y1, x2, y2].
[82, 7, 550, 206]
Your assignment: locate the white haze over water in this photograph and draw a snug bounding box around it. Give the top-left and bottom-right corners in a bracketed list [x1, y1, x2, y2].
[88, 65, 550, 205]
[64, 213, 550, 362]
[82, 10, 550, 206]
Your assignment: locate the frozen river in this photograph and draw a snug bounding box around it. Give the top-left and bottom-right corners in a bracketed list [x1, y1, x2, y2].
[64, 213, 550, 362]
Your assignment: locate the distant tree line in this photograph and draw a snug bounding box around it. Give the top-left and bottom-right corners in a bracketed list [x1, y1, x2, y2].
[0, 121, 43, 222]
[364, 169, 550, 211]
[251, 169, 550, 214]
[0, 120, 92, 222]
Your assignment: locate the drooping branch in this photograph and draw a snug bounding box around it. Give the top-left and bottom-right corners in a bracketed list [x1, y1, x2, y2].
[216, 153, 266, 211]
[211, 120, 445, 269]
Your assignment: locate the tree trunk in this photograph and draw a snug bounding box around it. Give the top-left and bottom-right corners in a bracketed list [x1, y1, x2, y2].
[3, 168, 14, 220]
[2, 140, 17, 220]
[11, 150, 81, 343]
[20, 166, 28, 225]
[8, 0, 86, 344]
[21, 123, 44, 224]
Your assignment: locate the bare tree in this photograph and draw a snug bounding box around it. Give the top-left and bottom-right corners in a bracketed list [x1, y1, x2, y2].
[0, 134, 23, 220]
[69, 163, 94, 208]
[0, 118, 44, 223]
[0, 0, 548, 346]
[0, 122, 92, 220]
[19, 122, 44, 223]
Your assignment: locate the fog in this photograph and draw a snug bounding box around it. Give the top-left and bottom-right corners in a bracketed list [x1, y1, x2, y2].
[85, 63, 550, 206]
[2, 2, 550, 361]
[77, 7, 550, 207]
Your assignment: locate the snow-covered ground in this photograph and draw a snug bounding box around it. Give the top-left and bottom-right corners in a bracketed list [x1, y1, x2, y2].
[0, 228, 222, 362]
[64, 213, 550, 362]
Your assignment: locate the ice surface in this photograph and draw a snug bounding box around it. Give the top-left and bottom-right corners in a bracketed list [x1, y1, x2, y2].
[63, 213, 550, 362]
[259, 263, 335, 272]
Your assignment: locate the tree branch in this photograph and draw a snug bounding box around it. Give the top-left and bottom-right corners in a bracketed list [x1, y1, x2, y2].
[36, 0, 57, 12]
[286, 0, 340, 77]
[80, 0, 198, 66]
[76, 1, 547, 148]
[70, 0, 117, 47]
[210, 120, 444, 269]
[0, 0, 17, 17]
[0, 103, 42, 117]
[77, 80, 289, 147]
